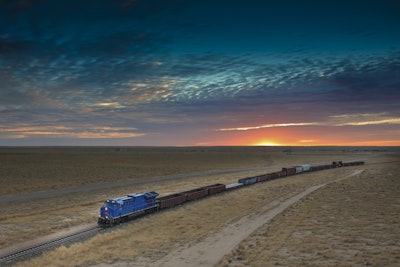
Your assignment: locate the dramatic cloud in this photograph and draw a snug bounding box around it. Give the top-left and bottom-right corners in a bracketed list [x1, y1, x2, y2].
[0, 0, 399, 145]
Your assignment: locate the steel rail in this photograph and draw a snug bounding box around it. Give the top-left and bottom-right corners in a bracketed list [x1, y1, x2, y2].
[0, 227, 99, 266]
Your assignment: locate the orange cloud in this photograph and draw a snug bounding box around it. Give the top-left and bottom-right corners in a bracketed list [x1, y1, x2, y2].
[0, 125, 145, 139]
[219, 122, 319, 131]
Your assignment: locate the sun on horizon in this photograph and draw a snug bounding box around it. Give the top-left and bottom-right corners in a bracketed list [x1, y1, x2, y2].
[253, 140, 281, 146]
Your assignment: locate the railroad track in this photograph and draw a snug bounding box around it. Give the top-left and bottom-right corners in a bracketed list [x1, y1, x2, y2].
[0, 226, 100, 266]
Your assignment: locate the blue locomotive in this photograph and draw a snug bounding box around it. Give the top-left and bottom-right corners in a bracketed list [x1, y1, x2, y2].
[98, 191, 159, 226]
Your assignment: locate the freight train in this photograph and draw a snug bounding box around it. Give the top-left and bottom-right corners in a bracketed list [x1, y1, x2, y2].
[98, 160, 364, 226]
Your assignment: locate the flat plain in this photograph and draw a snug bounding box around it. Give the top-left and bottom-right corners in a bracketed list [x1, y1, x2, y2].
[0, 146, 398, 266]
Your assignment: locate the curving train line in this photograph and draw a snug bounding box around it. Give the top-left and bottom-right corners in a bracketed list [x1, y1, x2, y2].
[97, 160, 364, 227]
[1, 160, 364, 265]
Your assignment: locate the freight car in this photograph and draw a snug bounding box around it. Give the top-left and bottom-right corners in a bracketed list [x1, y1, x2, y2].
[225, 182, 244, 190]
[282, 167, 296, 176]
[156, 184, 226, 210]
[310, 164, 332, 171]
[332, 161, 343, 167]
[180, 183, 227, 202]
[238, 176, 258, 185]
[204, 183, 226, 195]
[258, 170, 286, 182]
[291, 164, 311, 174]
[343, 161, 364, 166]
[157, 193, 187, 209]
[98, 191, 159, 226]
[181, 187, 209, 201]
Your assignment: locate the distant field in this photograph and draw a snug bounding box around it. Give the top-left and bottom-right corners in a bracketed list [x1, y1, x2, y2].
[0, 146, 273, 195]
[0, 146, 369, 196]
[0, 146, 398, 266]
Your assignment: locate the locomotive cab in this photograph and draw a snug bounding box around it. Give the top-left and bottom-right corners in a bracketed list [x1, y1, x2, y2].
[98, 199, 122, 226]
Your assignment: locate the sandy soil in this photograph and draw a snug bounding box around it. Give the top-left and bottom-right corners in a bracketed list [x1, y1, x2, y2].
[1, 147, 397, 267]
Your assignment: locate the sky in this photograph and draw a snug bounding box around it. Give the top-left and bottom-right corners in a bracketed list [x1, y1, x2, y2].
[0, 0, 399, 146]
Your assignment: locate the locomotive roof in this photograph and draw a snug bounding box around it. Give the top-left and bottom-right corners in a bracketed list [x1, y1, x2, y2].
[106, 194, 140, 203]
[105, 191, 159, 204]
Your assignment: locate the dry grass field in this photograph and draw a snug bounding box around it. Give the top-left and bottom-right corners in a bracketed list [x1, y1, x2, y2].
[217, 155, 400, 267]
[0, 146, 273, 196]
[0, 146, 398, 266]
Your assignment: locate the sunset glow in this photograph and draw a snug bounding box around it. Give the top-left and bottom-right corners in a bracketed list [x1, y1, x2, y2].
[253, 141, 281, 147]
[0, 1, 399, 146]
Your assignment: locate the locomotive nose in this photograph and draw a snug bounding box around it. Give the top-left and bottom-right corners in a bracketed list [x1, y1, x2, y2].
[99, 205, 108, 218]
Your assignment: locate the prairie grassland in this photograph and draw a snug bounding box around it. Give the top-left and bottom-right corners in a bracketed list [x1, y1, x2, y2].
[0, 146, 280, 247]
[2, 147, 397, 266]
[217, 154, 400, 267]
[0, 146, 359, 196]
[14, 152, 393, 267]
[0, 146, 365, 250]
[15, 169, 348, 267]
[0, 167, 278, 249]
[0, 146, 272, 195]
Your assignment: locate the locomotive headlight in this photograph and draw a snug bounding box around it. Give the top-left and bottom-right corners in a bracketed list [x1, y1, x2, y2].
[105, 207, 108, 211]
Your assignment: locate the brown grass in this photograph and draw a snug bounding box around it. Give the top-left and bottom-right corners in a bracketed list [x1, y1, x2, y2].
[1, 146, 398, 267]
[0, 146, 360, 196]
[15, 168, 348, 267]
[217, 154, 400, 267]
[1, 146, 356, 249]
[0, 147, 274, 195]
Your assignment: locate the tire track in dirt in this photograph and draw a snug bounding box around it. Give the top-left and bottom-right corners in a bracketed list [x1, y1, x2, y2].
[144, 170, 364, 267]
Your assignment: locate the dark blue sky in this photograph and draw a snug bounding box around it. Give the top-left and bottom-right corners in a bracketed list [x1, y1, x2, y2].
[1, 0, 399, 146]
